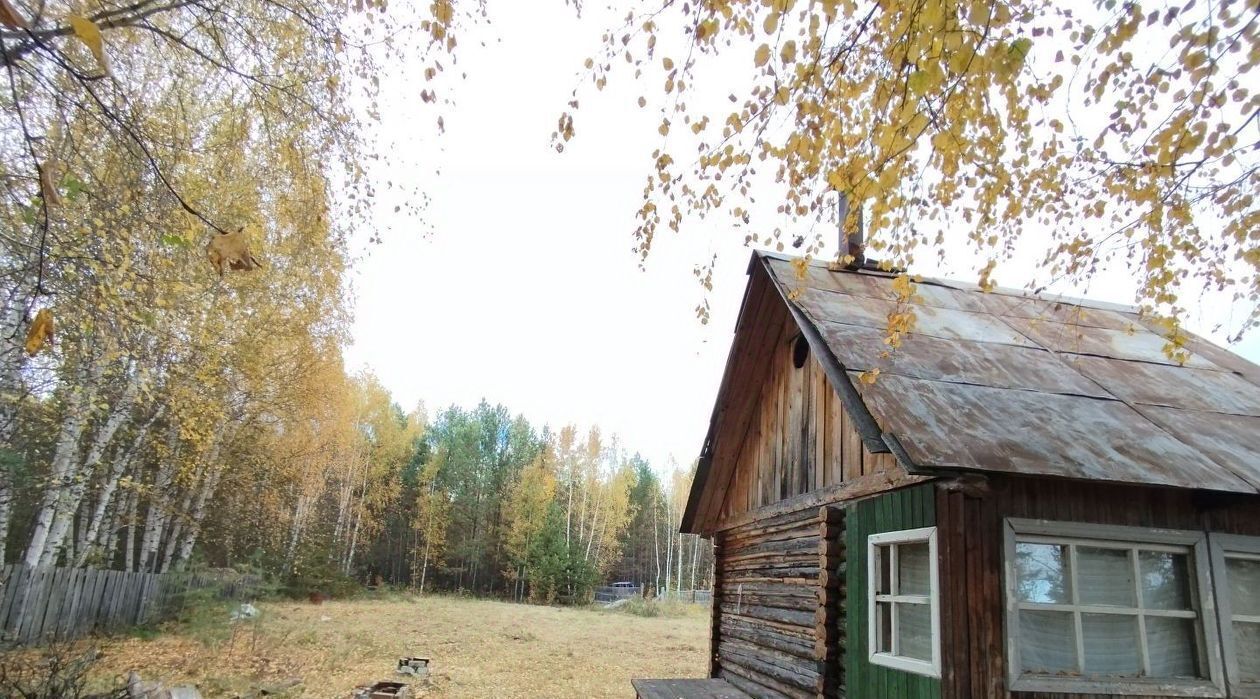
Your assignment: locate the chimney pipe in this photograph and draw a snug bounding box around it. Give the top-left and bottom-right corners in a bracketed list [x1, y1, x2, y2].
[838, 192, 865, 270]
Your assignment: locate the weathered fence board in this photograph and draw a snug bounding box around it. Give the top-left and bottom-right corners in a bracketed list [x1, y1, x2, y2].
[0, 564, 260, 647]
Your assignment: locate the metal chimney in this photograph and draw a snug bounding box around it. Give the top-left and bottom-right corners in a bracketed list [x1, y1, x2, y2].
[838, 192, 865, 270]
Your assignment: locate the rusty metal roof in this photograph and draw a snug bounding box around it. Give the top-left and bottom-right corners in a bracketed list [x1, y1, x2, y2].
[761, 251, 1260, 494]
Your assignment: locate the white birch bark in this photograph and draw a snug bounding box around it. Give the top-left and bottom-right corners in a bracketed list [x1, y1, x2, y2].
[0, 466, 12, 564]
[652, 493, 661, 593]
[123, 487, 138, 571]
[139, 425, 179, 572]
[74, 406, 159, 567]
[172, 457, 226, 570]
[23, 365, 97, 566]
[41, 377, 138, 564]
[676, 526, 684, 593]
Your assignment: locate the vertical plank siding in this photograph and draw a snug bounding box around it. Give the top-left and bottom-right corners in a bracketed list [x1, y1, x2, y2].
[937, 476, 1260, 699]
[718, 336, 897, 523]
[844, 485, 940, 699]
[0, 565, 259, 647]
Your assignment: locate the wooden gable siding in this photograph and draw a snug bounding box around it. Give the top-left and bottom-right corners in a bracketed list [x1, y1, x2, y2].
[713, 506, 832, 699]
[935, 476, 1260, 699]
[716, 315, 897, 525]
[844, 484, 941, 699]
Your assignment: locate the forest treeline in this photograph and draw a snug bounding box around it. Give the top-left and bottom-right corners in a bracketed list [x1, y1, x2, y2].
[2, 372, 712, 603]
[0, 0, 708, 604]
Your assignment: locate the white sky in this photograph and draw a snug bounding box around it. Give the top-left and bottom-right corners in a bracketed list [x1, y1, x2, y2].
[343, 1, 1260, 473]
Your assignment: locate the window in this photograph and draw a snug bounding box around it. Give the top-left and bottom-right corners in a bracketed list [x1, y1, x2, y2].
[1210, 534, 1260, 696]
[1004, 519, 1226, 696]
[868, 526, 940, 677]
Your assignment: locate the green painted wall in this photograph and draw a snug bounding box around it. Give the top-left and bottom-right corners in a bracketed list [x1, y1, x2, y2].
[844, 484, 940, 699]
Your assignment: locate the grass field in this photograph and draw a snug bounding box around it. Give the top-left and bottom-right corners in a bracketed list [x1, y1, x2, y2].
[83, 595, 709, 698]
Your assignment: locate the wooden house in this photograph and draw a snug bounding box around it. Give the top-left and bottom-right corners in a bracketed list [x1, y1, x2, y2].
[633, 251, 1260, 699]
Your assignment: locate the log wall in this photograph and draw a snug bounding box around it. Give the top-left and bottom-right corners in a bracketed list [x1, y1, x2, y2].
[714, 506, 835, 699]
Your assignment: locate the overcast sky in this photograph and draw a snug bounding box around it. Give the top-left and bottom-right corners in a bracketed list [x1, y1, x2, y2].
[342, 1, 1260, 473]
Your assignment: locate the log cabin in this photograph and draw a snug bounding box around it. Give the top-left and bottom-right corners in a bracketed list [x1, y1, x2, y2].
[632, 250, 1260, 699]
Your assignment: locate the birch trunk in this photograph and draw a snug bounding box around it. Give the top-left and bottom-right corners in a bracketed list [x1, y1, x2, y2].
[23, 369, 97, 566]
[0, 465, 11, 564]
[74, 407, 158, 567]
[284, 494, 309, 574]
[173, 458, 226, 570]
[139, 426, 180, 572]
[164, 424, 228, 572]
[690, 535, 699, 592]
[343, 463, 369, 576]
[99, 497, 121, 568]
[676, 527, 684, 593]
[123, 487, 138, 571]
[42, 379, 139, 564]
[652, 493, 661, 593]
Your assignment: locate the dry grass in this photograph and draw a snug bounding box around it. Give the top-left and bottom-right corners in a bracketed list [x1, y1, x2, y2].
[83, 595, 709, 698]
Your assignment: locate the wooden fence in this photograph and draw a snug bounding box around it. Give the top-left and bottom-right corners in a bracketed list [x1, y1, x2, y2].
[0, 565, 260, 647]
[594, 584, 644, 603]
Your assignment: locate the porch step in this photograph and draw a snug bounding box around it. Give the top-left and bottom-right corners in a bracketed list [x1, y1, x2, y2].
[631, 678, 752, 699]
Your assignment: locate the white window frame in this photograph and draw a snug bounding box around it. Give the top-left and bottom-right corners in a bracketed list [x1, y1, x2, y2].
[867, 526, 940, 678]
[1209, 533, 1260, 698]
[1003, 518, 1226, 697]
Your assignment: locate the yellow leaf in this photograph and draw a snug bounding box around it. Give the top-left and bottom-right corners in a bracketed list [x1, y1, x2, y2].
[25, 309, 53, 357]
[68, 14, 108, 73]
[858, 368, 880, 384]
[780, 40, 797, 64]
[754, 44, 771, 67]
[39, 161, 60, 206]
[206, 227, 263, 277]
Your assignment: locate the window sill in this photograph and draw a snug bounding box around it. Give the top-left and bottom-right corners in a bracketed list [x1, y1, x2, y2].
[1009, 674, 1226, 697]
[869, 652, 939, 678]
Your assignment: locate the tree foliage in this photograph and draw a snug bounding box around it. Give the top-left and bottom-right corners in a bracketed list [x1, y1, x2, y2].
[561, 0, 1258, 343]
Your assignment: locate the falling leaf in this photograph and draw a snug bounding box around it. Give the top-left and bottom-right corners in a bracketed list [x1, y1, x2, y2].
[25, 309, 54, 357]
[39, 162, 60, 206]
[754, 44, 770, 68]
[206, 227, 263, 277]
[0, 0, 26, 28]
[858, 368, 881, 384]
[68, 15, 109, 73]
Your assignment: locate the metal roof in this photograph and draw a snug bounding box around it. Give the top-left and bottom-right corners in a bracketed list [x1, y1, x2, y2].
[760, 251, 1260, 494]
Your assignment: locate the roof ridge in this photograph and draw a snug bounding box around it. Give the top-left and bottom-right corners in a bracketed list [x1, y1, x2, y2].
[754, 248, 1143, 315]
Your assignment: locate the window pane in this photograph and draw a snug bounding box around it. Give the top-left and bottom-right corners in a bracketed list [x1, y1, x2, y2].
[876, 545, 892, 595]
[1235, 621, 1260, 682]
[1226, 556, 1260, 617]
[1015, 542, 1071, 604]
[875, 601, 892, 653]
[898, 602, 932, 661]
[1082, 613, 1141, 676]
[1078, 547, 1136, 607]
[1146, 616, 1200, 678]
[1018, 610, 1076, 674]
[899, 543, 930, 596]
[1139, 551, 1192, 611]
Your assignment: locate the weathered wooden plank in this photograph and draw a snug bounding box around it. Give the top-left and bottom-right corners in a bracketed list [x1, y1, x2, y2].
[3, 565, 32, 640]
[39, 566, 70, 641]
[716, 468, 931, 532]
[21, 567, 53, 643]
[0, 564, 21, 632]
[632, 678, 752, 699]
[722, 665, 799, 699]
